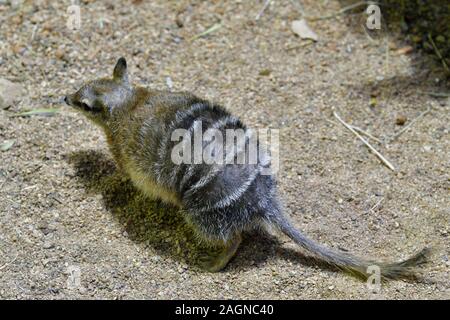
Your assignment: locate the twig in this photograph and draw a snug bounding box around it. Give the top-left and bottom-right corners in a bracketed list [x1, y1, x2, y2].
[368, 197, 384, 214]
[326, 119, 383, 144]
[0, 177, 8, 190]
[255, 0, 272, 21]
[308, 1, 376, 21]
[325, 118, 339, 126]
[333, 111, 395, 171]
[389, 107, 431, 142]
[189, 23, 222, 41]
[9, 108, 59, 117]
[0, 254, 18, 271]
[21, 185, 38, 191]
[428, 33, 450, 73]
[384, 36, 390, 75]
[30, 25, 38, 42]
[285, 40, 314, 51]
[350, 125, 383, 144]
[417, 91, 450, 98]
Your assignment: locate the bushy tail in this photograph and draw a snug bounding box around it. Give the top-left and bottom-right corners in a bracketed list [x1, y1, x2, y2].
[269, 215, 430, 280]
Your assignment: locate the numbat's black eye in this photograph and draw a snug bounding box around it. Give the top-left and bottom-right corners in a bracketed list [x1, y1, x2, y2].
[77, 100, 102, 113]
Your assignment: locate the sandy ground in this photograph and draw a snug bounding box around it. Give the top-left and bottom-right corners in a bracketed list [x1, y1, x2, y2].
[0, 0, 449, 299]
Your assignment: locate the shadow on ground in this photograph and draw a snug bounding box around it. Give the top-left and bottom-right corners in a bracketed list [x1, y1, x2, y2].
[66, 150, 338, 275]
[338, 0, 450, 83]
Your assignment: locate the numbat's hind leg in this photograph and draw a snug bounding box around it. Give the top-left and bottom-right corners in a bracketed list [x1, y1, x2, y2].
[198, 234, 242, 272]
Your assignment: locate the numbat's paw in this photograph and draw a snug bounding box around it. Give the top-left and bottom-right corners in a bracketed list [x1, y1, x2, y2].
[198, 235, 242, 272]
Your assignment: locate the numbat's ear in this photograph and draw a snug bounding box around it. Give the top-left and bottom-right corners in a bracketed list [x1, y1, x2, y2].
[113, 57, 128, 83]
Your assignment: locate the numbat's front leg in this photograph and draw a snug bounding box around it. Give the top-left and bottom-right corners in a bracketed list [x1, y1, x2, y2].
[198, 234, 242, 272]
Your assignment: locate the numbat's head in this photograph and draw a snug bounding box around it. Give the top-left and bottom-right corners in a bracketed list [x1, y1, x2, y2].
[64, 57, 132, 125]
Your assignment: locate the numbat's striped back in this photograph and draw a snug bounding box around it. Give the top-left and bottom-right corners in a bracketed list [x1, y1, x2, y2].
[136, 99, 277, 241]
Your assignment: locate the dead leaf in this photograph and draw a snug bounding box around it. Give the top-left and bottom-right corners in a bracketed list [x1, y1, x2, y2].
[396, 46, 413, 55]
[291, 19, 318, 42]
[1, 140, 15, 151]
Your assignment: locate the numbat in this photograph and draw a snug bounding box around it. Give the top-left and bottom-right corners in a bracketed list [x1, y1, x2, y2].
[65, 57, 429, 279]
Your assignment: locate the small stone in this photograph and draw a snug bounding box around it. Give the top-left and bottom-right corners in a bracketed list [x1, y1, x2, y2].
[42, 21, 53, 32]
[166, 77, 173, 89]
[175, 15, 183, 28]
[11, 15, 23, 25]
[370, 88, 380, 97]
[388, 41, 397, 50]
[396, 46, 413, 55]
[55, 49, 65, 60]
[78, 286, 87, 294]
[0, 78, 25, 109]
[259, 69, 271, 76]
[396, 114, 407, 125]
[12, 44, 25, 55]
[42, 242, 55, 249]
